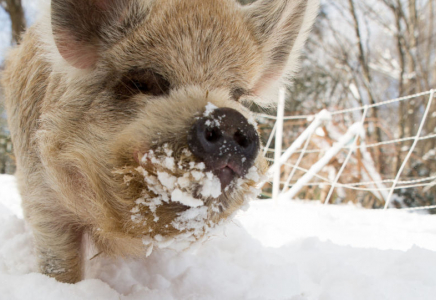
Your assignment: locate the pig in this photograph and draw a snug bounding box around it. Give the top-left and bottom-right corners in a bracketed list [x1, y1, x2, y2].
[1, 0, 318, 283]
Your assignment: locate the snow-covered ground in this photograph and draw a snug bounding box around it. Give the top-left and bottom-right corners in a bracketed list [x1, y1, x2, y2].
[1, 174, 436, 300]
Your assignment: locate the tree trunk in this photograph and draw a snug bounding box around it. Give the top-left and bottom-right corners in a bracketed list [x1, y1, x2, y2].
[1, 0, 26, 44]
[348, 0, 383, 172]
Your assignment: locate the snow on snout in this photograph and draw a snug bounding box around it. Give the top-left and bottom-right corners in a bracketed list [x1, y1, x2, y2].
[171, 189, 203, 207]
[203, 102, 218, 117]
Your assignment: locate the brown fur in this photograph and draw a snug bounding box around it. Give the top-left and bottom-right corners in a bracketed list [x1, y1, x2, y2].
[1, 0, 318, 283]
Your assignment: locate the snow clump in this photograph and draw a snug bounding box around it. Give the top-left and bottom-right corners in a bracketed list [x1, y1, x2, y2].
[123, 143, 262, 254]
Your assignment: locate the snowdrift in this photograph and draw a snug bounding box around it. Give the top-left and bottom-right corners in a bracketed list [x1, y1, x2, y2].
[1, 174, 436, 300]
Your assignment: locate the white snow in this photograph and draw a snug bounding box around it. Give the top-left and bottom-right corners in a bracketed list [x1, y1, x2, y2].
[0, 174, 22, 218]
[163, 157, 175, 172]
[203, 102, 218, 117]
[423, 149, 436, 161]
[157, 172, 177, 190]
[1, 174, 436, 299]
[170, 189, 203, 208]
[245, 166, 260, 182]
[199, 172, 221, 198]
[128, 146, 236, 253]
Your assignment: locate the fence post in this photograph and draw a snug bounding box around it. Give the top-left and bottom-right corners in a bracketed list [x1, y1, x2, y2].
[268, 109, 332, 177]
[272, 88, 285, 201]
[279, 121, 364, 202]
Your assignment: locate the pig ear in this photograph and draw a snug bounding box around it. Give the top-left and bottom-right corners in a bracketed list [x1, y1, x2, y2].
[243, 0, 319, 101]
[51, 0, 133, 69]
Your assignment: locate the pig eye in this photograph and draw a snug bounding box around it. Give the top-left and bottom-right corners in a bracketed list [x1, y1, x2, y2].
[115, 69, 170, 99]
[231, 88, 246, 101]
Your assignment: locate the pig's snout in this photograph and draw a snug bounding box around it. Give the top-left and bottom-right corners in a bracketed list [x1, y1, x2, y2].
[187, 107, 259, 188]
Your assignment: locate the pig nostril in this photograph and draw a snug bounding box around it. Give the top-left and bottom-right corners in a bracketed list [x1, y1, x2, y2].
[188, 107, 260, 183]
[234, 130, 250, 148]
[205, 128, 222, 143]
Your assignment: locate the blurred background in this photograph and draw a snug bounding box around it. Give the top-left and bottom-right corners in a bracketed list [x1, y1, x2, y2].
[1, 0, 435, 210]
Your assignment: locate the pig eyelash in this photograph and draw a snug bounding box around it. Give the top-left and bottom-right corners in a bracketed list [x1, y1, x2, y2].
[115, 69, 171, 99]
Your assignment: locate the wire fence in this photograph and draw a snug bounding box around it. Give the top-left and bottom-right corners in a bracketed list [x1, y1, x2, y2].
[259, 88, 436, 212]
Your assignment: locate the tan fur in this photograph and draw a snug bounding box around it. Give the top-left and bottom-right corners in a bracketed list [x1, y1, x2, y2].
[1, 0, 318, 283]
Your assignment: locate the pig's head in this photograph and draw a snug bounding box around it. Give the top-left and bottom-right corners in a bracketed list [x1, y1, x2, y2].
[36, 0, 318, 252]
